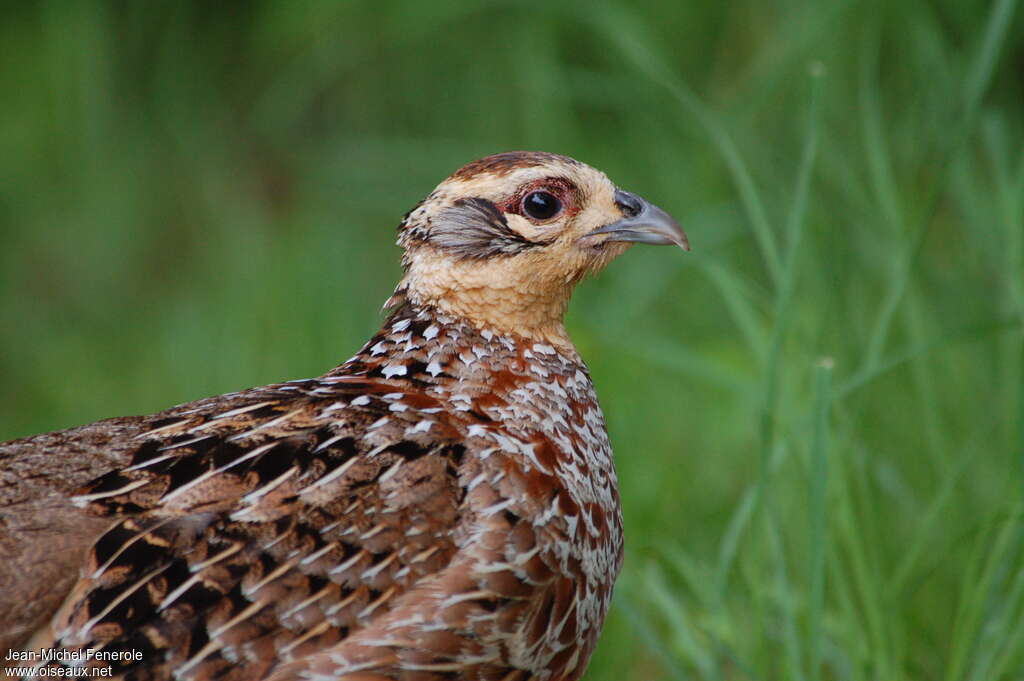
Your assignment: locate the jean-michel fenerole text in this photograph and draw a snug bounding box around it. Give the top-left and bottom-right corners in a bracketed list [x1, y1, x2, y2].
[5, 648, 143, 663]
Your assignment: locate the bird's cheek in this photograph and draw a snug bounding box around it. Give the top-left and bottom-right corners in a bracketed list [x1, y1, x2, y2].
[505, 214, 550, 241]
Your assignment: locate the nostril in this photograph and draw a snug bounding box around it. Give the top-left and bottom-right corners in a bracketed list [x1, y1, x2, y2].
[613, 189, 643, 218]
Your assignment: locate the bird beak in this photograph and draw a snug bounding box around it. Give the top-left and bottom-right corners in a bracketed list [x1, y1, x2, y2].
[583, 189, 690, 251]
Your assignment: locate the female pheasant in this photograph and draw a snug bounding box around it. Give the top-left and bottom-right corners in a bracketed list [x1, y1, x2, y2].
[0, 152, 688, 681]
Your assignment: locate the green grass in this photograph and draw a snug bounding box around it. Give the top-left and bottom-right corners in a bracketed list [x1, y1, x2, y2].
[1, 1, 1023, 679]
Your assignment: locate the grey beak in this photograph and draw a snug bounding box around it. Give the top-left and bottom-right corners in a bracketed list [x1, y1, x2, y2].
[585, 189, 690, 251]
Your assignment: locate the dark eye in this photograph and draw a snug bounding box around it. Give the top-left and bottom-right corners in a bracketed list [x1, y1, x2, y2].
[522, 191, 562, 221]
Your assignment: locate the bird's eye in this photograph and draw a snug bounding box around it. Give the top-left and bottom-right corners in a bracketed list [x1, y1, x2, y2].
[522, 191, 562, 221]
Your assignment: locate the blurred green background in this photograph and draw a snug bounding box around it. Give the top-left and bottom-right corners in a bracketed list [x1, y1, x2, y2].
[2, 1, 1023, 679]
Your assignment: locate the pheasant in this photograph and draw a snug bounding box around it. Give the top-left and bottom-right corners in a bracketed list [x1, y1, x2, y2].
[0, 151, 688, 681]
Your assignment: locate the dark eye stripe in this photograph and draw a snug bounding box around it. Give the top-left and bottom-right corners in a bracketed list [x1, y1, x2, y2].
[426, 197, 550, 260]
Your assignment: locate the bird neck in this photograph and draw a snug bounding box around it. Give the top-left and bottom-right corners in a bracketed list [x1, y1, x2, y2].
[391, 257, 577, 352]
[335, 298, 585, 385]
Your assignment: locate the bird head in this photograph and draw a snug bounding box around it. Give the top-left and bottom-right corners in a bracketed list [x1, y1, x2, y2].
[393, 151, 688, 346]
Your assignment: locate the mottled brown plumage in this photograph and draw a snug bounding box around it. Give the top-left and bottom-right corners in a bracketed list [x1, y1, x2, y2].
[1, 152, 687, 681]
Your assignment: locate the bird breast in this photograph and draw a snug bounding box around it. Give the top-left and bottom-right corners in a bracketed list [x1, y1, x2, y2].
[337, 303, 626, 670]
